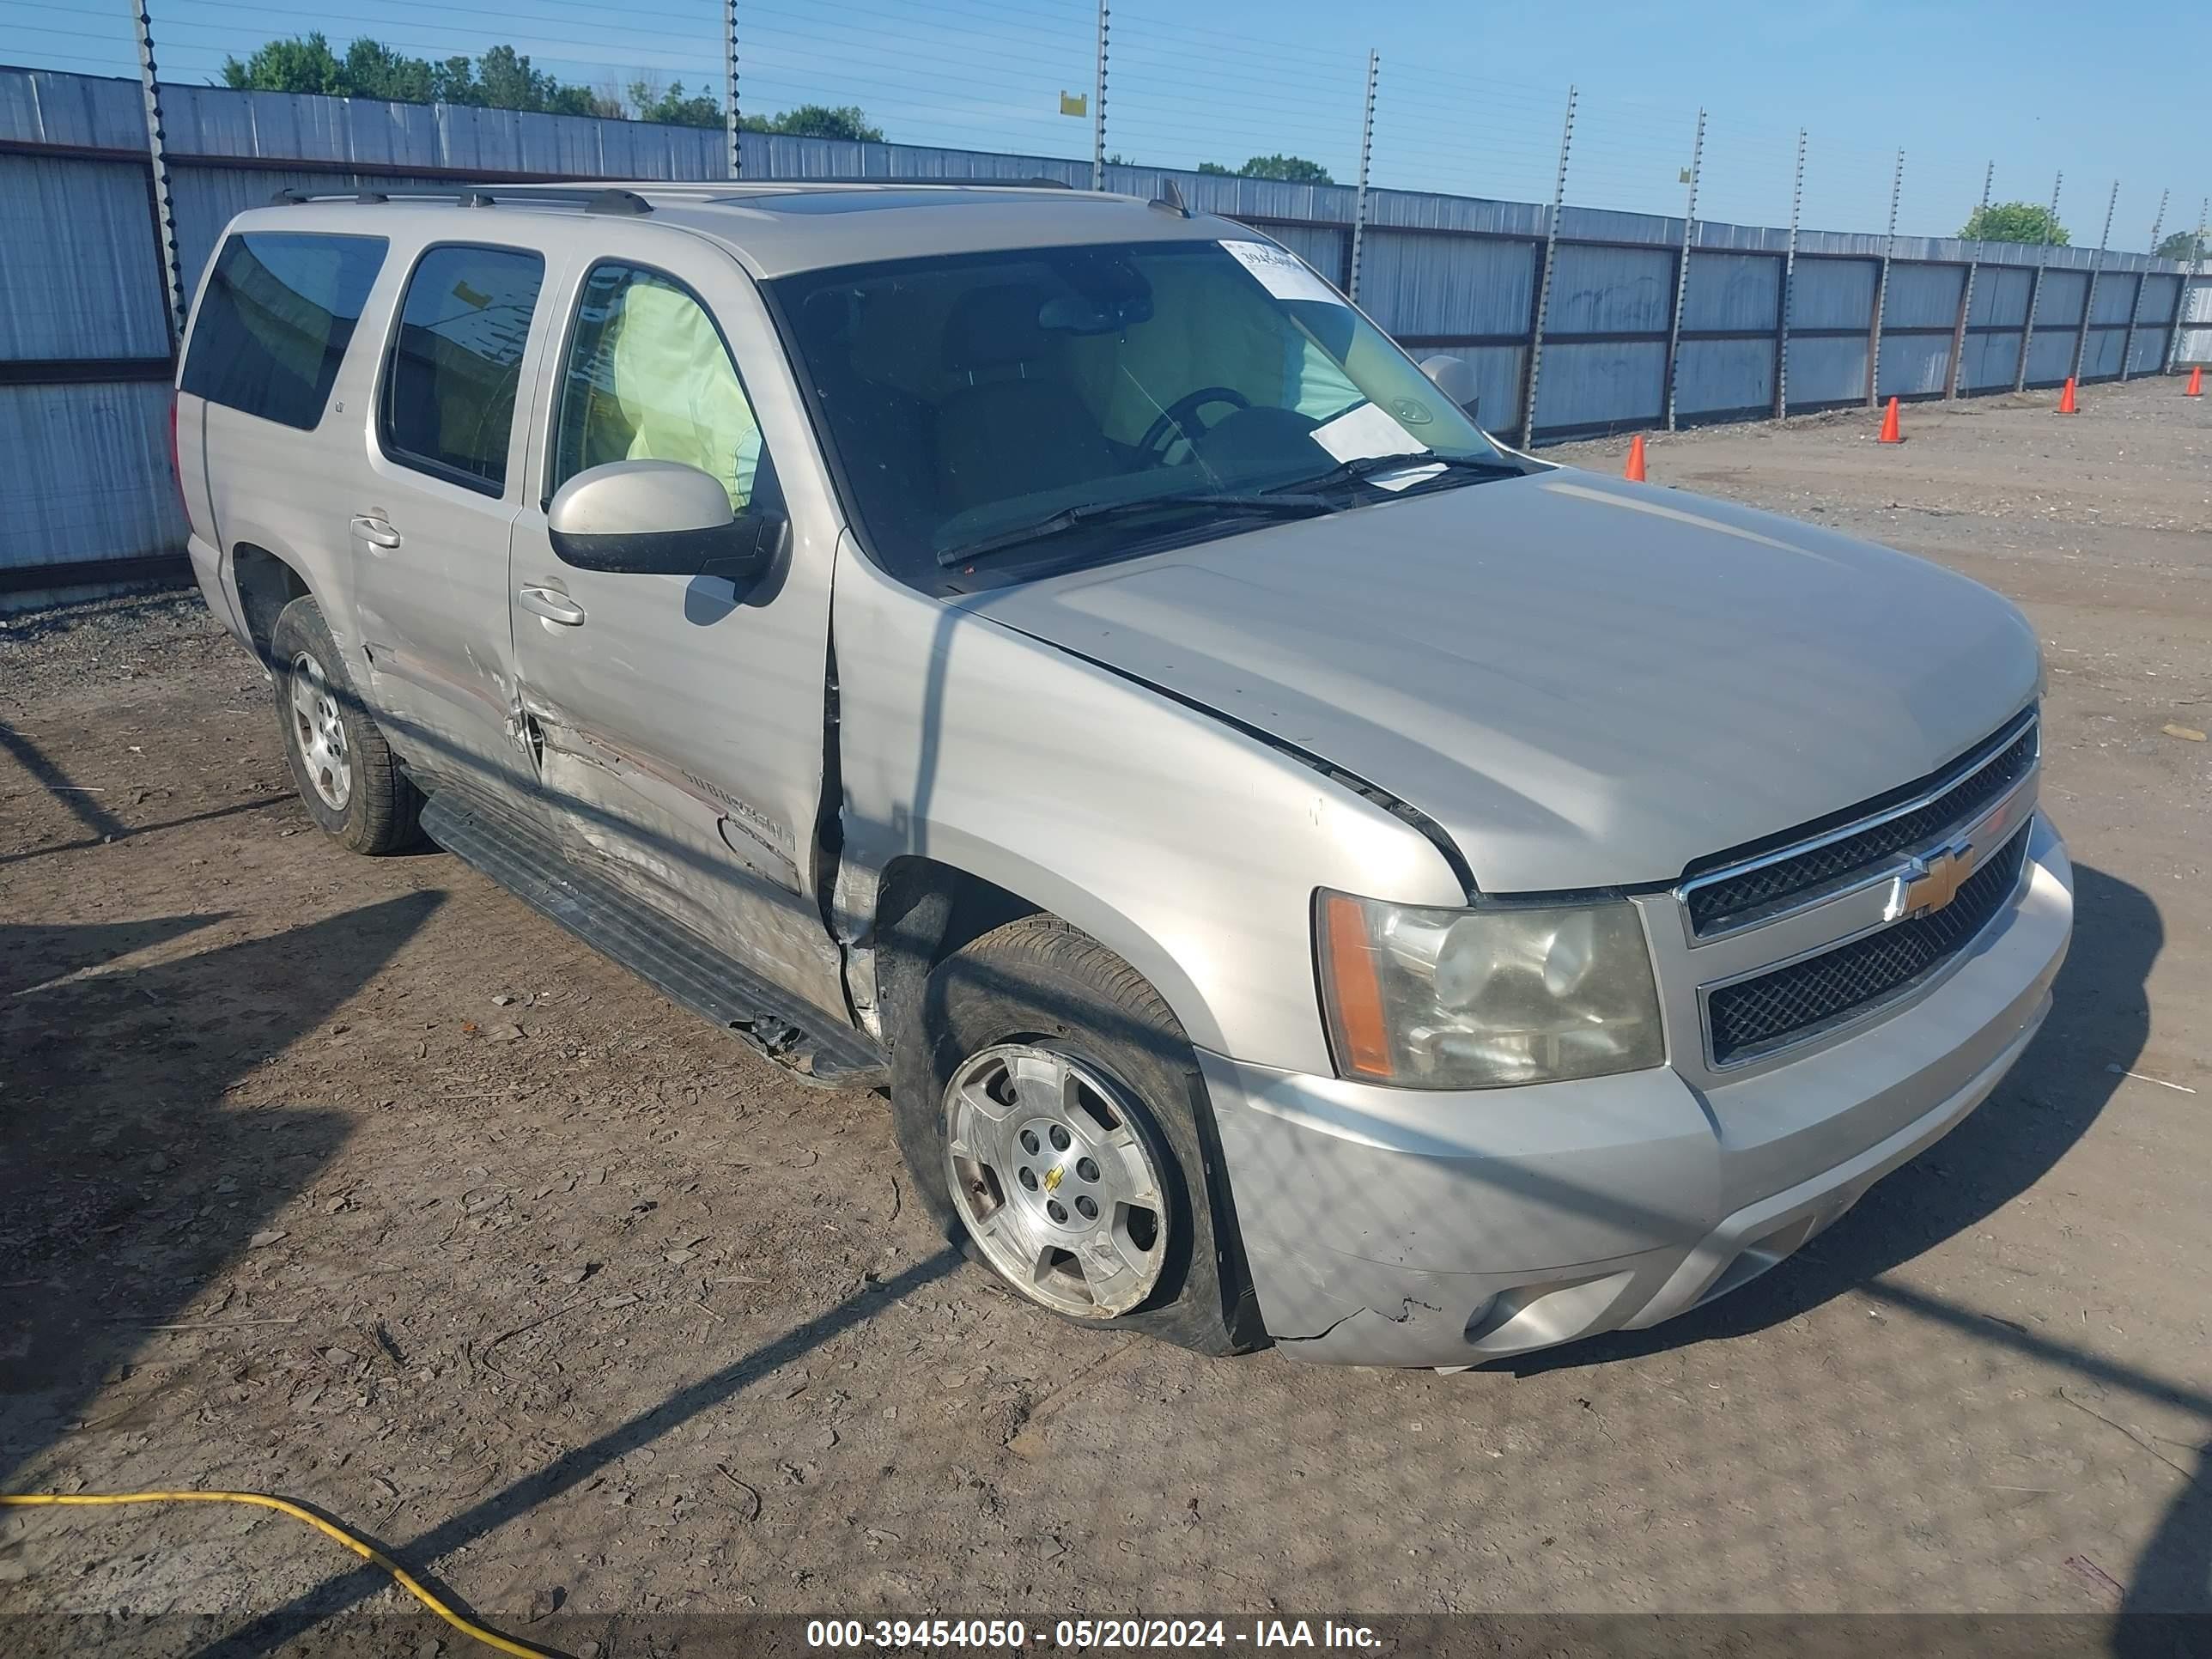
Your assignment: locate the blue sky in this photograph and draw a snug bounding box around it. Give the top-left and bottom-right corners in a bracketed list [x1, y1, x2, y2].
[5, 0, 2201, 247]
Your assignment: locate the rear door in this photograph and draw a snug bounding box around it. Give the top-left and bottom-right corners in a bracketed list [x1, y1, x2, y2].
[184, 227, 391, 656]
[505, 234, 848, 1021]
[352, 236, 567, 795]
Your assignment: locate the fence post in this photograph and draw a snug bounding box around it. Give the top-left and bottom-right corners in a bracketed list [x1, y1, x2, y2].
[1091, 0, 1109, 192]
[1348, 51, 1378, 303]
[720, 0, 742, 179]
[1946, 161, 1993, 399]
[1776, 128, 1804, 418]
[1519, 84, 1576, 447]
[1662, 108, 1705, 431]
[2070, 179, 2118, 385]
[2169, 198, 2209, 374]
[2120, 189, 2166, 382]
[1867, 148, 1903, 408]
[128, 0, 185, 343]
[2017, 170, 2062, 392]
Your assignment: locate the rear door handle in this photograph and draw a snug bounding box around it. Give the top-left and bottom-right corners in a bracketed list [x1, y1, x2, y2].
[349, 514, 402, 550]
[518, 585, 586, 627]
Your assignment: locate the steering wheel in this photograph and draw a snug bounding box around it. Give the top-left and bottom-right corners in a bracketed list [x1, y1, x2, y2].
[1137, 386, 1252, 466]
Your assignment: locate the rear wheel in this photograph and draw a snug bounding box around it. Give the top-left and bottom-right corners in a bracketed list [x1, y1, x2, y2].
[270, 596, 422, 855]
[891, 915, 1261, 1354]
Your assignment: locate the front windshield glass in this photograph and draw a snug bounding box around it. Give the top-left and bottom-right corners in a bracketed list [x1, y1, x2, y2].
[770, 237, 1509, 584]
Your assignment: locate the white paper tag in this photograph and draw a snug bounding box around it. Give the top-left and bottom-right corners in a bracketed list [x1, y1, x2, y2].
[1309, 401, 1431, 471]
[1220, 240, 1346, 307]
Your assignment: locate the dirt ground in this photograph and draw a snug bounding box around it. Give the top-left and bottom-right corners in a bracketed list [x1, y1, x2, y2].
[3, 376, 2208, 1650]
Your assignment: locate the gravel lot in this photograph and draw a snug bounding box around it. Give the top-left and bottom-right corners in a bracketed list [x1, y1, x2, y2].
[2, 377, 2208, 1650]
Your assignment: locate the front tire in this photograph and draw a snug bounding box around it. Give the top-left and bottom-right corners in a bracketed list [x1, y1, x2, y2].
[270, 596, 422, 855]
[891, 915, 1262, 1355]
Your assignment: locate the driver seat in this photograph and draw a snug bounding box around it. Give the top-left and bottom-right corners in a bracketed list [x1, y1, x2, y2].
[933, 283, 1115, 514]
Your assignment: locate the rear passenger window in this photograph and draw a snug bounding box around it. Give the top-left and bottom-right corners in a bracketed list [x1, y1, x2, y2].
[180, 233, 387, 430]
[379, 245, 545, 495]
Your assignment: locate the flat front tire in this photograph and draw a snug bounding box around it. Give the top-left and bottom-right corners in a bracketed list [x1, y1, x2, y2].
[892, 915, 1262, 1355]
[270, 596, 422, 855]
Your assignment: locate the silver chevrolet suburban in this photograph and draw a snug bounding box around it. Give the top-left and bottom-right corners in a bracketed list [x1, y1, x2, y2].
[174, 180, 2072, 1367]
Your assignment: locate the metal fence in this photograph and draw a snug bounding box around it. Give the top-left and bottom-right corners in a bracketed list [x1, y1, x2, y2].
[2, 60, 2206, 597]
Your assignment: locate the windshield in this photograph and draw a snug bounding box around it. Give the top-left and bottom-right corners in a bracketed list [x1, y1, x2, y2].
[770, 237, 1510, 584]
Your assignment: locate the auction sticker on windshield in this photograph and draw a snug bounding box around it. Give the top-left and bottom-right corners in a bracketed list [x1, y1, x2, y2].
[1219, 240, 1346, 306]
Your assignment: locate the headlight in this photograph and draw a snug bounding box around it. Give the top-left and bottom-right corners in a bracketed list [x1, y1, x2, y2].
[1316, 890, 1665, 1089]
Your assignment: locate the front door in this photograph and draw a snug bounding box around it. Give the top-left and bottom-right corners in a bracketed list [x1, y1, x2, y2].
[507, 237, 848, 1021]
[353, 237, 563, 796]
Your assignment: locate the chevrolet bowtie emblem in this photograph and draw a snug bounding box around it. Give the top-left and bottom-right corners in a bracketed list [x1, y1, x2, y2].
[1887, 839, 1978, 921]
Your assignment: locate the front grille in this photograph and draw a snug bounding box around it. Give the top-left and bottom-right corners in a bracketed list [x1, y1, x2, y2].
[1706, 825, 2030, 1066]
[1686, 716, 2038, 935]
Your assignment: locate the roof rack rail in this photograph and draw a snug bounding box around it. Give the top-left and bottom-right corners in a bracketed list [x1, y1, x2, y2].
[744, 174, 1078, 190]
[270, 185, 653, 216]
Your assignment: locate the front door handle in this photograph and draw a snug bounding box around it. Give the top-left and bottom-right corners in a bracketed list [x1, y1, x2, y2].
[518, 585, 586, 627]
[349, 514, 402, 550]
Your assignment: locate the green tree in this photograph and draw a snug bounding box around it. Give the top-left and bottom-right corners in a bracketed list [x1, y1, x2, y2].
[2155, 229, 2208, 263]
[221, 32, 349, 95]
[221, 33, 618, 117]
[1960, 201, 2069, 245]
[1196, 154, 1334, 184]
[749, 104, 884, 142]
[629, 78, 722, 127]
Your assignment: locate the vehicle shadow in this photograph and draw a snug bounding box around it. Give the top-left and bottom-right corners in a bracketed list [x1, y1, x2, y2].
[0, 894, 442, 1489]
[1503, 860, 2156, 1367]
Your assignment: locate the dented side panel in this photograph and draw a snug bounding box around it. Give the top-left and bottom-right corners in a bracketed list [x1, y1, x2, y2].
[501, 222, 855, 1026]
[830, 541, 1468, 1077]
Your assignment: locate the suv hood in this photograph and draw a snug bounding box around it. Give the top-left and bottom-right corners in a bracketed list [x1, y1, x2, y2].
[960, 470, 2039, 893]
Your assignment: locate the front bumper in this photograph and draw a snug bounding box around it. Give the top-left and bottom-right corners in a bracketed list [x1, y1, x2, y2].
[1200, 815, 2074, 1366]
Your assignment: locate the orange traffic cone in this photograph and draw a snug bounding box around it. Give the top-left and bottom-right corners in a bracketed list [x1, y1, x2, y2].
[2057, 377, 2078, 415]
[2187, 365, 2204, 398]
[1624, 434, 1647, 482]
[1878, 396, 1903, 444]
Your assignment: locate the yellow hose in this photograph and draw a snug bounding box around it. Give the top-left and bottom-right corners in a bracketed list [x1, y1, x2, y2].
[0, 1491, 555, 1658]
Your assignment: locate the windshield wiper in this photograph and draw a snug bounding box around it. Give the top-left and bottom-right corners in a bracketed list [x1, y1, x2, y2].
[1271, 451, 1525, 495]
[936, 489, 1332, 567]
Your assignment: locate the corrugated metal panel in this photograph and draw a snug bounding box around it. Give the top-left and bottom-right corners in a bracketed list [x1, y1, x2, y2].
[1786, 336, 1869, 405]
[1881, 262, 1964, 329]
[1959, 331, 2022, 392]
[2135, 273, 2181, 326]
[2079, 327, 2127, 379]
[1876, 334, 1953, 398]
[1533, 341, 1665, 431]
[1675, 337, 1774, 416]
[1691, 221, 1790, 255]
[1358, 233, 1534, 337]
[2184, 278, 2212, 324]
[1968, 265, 2033, 327]
[1365, 191, 1543, 237]
[0, 68, 144, 149]
[167, 166, 459, 305]
[1682, 252, 1780, 332]
[1263, 224, 1348, 289]
[0, 382, 185, 572]
[1547, 244, 1673, 333]
[2033, 269, 2090, 325]
[2125, 325, 2174, 375]
[0, 155, 169, 362]
[2024, 327, 2081, 385]
[1559, 204, 1679, 246]
[1454, 346, 1526, 434]
[1790, 258, 1877, 329]
[2088, 273, 2140, 325]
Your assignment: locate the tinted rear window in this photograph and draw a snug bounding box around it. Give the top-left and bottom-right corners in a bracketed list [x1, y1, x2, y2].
[180, 233, 387, 430]
[379, 244, 545, 495]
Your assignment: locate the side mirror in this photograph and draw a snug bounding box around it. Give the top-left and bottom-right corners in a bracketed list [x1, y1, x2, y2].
[1419, 354, 1480, 422]
[548, 459, 785, 584]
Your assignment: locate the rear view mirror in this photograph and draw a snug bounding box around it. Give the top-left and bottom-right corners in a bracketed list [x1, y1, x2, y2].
[1419, 354, 1481, 422]
[548, 459, 785, 584]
